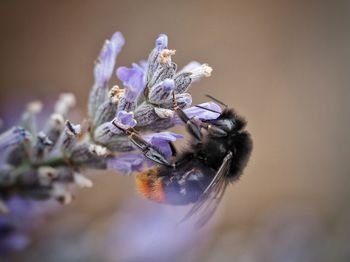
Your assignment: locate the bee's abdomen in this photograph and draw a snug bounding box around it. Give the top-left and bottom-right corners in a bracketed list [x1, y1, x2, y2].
[136, 164, 215, 206]
[162, 166, 214, 205]
[135, 168, 165, 203]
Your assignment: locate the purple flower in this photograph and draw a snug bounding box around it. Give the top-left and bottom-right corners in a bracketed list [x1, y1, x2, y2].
[116, 63, 145, 102]
[106, 198, 213, 262]
[0, 232, 29, 254]
[108, 111, 137, 134]
[143, 131, 183, 159]
[115, 111, 137, 128]
[94, 32, 125, 86]
[107, 153, 144, 176]
[172, 102, 221, 125]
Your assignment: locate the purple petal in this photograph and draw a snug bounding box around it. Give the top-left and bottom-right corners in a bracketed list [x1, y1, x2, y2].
[109, 111, 137, 134]
[116, 111, 137, 127]
[143, 132, 183, 158]
[94, 32, 125, 86]
[173, 102, 222, 124]
[107, 153, 144, 175]
[116, 63, 145, 102]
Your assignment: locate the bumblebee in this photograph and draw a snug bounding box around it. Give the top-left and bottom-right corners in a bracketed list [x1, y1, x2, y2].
[113, 94, 252, 227]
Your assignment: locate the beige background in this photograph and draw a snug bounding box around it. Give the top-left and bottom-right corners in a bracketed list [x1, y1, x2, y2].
[1, 0, 349, 261]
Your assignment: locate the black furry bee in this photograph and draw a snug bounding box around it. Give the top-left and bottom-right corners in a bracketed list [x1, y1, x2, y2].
[113, 94, 252, 227]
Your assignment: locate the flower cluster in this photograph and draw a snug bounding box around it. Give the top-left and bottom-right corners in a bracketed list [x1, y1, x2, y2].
[0, 32, 220, 253]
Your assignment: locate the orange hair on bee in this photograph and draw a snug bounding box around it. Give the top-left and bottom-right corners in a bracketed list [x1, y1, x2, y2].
[135, 168, 165, 203]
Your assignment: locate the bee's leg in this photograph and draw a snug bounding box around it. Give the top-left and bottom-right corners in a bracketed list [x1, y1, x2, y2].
[111, 121, 171, 167]
[168, 141, 177, 157]
[199, 121, 227, 137]
[172, 92, 202, 140]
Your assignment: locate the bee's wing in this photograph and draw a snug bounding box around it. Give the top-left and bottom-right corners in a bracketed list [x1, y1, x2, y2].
[180, 152, 233, 228]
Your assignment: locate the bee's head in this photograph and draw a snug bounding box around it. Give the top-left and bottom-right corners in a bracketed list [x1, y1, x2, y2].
[204, 108, 247, 133]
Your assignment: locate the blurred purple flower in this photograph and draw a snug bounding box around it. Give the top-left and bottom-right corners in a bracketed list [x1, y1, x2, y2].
[94, 32, 125, 86]
[106, 198, 212, 262]
[107, 153, 144, 176]
[0, 197, 57, 255]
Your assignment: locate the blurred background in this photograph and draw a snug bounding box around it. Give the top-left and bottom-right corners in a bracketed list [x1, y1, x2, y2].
[1, 0, 350, 261]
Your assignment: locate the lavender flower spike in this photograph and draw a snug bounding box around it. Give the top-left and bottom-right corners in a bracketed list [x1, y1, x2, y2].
[0, 31, 220, 254]
[89, 32, 125, 118]
[147, 34, 169, 84]
[94, 32, 125, 87]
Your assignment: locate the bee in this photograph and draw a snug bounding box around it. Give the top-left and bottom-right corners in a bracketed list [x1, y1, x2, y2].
[113, 94, 252, 227]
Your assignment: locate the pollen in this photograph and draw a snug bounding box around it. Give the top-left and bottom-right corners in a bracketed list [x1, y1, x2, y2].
[109, 85, 125, 103]
[159, 49, 176, 64]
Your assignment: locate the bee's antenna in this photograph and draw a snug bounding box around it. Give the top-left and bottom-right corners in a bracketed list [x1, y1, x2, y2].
[205, 94, 228, 108]
[194, 105, 221, 114]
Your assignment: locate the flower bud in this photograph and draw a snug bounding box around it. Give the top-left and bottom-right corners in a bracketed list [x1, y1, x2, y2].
[147, 34, 168, 84]
[21, 101, 42, 136]
[54, 93, 76, 117]
[33, 131, 53, 161]
[148, 62, 177, 88]
[148, 78, 175, 104]
[134, 103, 158, 127]
[161, 93, 192, 109]
[44, 114, 65, 147]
